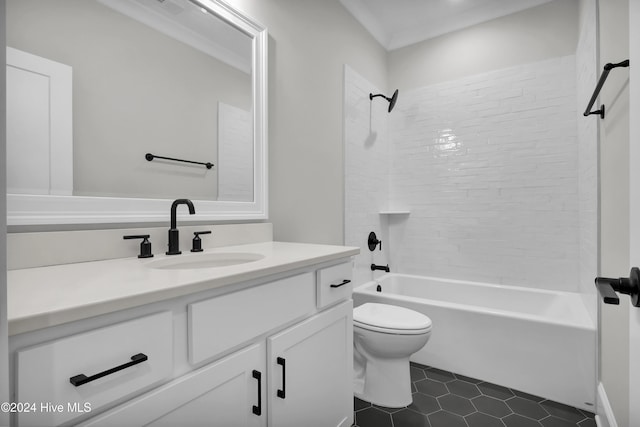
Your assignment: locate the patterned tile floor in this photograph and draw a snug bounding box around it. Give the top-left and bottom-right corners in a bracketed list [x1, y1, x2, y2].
[353, 362, 596, 427]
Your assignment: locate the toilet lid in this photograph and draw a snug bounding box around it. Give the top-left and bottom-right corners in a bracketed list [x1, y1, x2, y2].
[354, 303, 432, 333]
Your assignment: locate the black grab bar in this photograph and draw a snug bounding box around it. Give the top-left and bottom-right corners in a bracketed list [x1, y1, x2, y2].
[584, 59, 629, 119]
[145, 153, 214, 169]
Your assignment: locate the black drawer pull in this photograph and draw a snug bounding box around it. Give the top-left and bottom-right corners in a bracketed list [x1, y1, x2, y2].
[277, 357, 286, 399]
[69, 353, 148, 387]
[252, 370, 262, 416]
[330, 279, 351, 288]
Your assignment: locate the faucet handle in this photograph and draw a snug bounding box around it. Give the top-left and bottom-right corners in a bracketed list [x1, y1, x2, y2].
[123, 234, 154, 258]
[191, 231, 212, 253]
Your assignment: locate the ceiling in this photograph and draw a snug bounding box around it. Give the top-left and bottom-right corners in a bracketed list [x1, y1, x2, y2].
[98, 0, 252, 73]
[339, 0, 555, 51]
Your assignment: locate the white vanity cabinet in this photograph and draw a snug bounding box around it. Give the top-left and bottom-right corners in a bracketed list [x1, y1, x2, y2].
[86, 301, 353, 427]
[15, 311, 174, 427]
[10, 258, 355, 427]
[268, 300, 352, 427]
[80, 342, 267, 427]
[187, 272, 316, 365]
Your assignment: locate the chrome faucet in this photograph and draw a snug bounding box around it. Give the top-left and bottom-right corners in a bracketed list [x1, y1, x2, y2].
[166, 199, 195, 255]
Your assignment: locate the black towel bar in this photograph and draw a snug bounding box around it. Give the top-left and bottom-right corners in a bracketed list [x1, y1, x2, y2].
[145, 153, 214, 169]
[584, 59, 630, 119]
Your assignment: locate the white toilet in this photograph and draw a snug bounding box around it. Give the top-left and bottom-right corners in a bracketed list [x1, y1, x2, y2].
[353, 303, 432, 408]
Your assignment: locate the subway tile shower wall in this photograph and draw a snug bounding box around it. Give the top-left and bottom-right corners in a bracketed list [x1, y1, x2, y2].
[388, 56, 579, 290]
[345, 54, 585, 292]
[344, 65, 391, 287]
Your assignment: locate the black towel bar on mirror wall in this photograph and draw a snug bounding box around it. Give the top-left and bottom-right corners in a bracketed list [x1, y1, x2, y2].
[583, 59, 630, 119]
[145, 153, 214, 169]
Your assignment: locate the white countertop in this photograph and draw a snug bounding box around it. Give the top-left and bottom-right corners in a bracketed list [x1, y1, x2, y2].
[8, 241, 360, 336]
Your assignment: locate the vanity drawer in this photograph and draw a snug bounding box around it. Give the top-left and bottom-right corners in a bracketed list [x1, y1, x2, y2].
[317, 261, 353, 309]
[188, 272, 315, 365]
[16, 311, 173, 427]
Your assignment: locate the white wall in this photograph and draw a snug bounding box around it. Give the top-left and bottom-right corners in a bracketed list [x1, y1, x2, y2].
[598, 0, 631, 424]
[387, 56, 580, 290]
[388, 0, 579, 91]
[226, 0, 388, 244]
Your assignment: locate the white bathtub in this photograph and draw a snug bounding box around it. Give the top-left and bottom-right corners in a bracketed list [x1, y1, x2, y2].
[353, 273, 596, 411]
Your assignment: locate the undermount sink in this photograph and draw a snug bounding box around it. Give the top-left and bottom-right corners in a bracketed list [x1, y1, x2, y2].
[147, 252, 265, 270]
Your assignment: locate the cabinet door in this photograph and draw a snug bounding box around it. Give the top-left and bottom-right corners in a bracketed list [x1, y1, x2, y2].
[81, 343, 266, 427]
[268, 301, 353, 427]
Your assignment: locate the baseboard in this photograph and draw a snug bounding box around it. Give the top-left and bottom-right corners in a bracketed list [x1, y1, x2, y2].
[596, 382, 618, 427]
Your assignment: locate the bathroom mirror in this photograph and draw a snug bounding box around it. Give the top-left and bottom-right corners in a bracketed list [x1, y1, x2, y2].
[6, 0, 267, 225]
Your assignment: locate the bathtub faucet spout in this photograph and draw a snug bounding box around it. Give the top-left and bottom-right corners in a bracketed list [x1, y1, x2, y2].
[371, 263, 390, 272]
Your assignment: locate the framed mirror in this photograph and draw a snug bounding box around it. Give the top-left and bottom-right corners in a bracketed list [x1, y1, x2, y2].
[6, 0, 267, 225]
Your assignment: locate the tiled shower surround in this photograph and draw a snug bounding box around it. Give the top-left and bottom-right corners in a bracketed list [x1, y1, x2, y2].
[388, 56, 579, 290]
[345, 51, 596, 295]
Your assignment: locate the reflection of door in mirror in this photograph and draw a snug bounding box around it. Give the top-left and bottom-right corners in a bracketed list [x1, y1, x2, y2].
[6, 48, 73, 196]
[6, 0, 253, 202]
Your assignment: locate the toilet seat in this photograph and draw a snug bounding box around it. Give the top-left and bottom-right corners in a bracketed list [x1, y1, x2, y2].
[354, 303, 432, 335]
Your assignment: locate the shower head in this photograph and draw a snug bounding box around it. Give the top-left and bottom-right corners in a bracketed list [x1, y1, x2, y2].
[369, 89, 399, 112]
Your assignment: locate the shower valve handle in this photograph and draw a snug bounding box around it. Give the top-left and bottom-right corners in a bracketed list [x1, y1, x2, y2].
[368, 232, 382, 251]
[595, 267, 640, 307]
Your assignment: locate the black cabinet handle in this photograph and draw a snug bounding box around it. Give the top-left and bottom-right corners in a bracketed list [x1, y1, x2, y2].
[252, 370, 262, 416]
[70, 353, 148, 387]
[277, 357, 286, 399]
[330, 279, 351, 288]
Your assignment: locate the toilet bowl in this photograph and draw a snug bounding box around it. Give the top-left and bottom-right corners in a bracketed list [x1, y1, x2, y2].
[353, 303, 432, 408]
